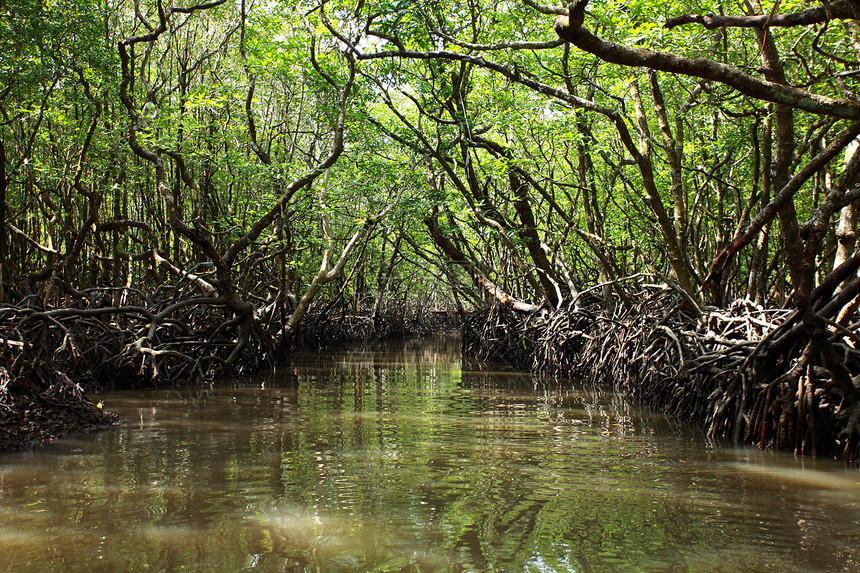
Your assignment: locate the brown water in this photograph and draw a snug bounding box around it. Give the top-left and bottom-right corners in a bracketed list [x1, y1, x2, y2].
[1, 336, 858, 572]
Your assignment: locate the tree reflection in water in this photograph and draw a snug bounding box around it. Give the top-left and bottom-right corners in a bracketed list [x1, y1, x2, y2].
[0, 336, 858, 571]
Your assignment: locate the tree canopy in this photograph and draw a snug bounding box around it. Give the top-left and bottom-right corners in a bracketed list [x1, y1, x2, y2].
[3, 0, 860, 409]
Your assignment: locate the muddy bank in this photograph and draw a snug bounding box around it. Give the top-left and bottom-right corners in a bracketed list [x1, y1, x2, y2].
[462, 284, 860, 465]
[0, 369, 121, 452]
[1, 307, 126, 452]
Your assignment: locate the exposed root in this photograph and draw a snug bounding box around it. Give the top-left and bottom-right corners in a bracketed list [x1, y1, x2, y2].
[0, 358, 120, 452]
[0, 294, 459, 452]
[291, 303, 459, 350]
[462, 278, 860, 464]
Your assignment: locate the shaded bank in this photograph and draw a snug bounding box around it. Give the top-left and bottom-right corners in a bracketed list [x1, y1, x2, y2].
[462, 281, 860, 465]
[0, 368, 120, 452]
[1, 309, 123, 452]
[6, 276, 860, 466]
[0, 301, 459, 452]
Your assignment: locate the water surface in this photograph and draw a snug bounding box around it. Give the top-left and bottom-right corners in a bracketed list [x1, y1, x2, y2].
[1, 337, 858, 571]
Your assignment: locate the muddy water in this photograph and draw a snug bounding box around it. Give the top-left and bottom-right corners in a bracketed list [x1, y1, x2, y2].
[1, 336, 858, 571]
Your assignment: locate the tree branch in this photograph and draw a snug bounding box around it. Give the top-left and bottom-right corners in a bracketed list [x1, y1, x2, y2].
[665, 1, 860, 31]
[704, 120, 860, 288]
[552, 0, 860, 120]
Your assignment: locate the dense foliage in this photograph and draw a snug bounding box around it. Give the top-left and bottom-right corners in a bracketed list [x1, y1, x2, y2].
[3, 0, 860, 455]
[4, 0, 859, 314]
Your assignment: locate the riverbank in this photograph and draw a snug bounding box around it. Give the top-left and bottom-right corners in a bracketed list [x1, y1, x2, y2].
[0, 301, 459, 453]
[1, 308, 124, 452]
[0, 370, 121, 452]
[462, 283, 860, 465]
[5, 283, 860, 464]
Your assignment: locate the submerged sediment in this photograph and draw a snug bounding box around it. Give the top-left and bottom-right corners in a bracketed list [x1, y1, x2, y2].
[463, 284, 860, 464]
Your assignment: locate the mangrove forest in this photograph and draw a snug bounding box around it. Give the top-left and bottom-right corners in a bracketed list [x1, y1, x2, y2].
[3, 0, 860, 468]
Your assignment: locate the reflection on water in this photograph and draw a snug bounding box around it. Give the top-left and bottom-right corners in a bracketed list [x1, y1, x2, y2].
[1, 335, 858, 571]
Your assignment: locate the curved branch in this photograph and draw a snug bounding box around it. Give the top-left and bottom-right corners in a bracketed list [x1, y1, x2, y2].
[425, 206, 540, 313]
[354, 38, 695, 296]
[665, 1, 860, 30]
[430, 32, 564, 52]
[223, 58, 356, 267]
[522, 0, 568, 16]
[704, 120, 860, 288]
[552, 1, 860, 120]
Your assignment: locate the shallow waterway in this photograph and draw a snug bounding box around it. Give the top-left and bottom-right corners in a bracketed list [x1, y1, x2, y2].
[1, 336, 859, 571]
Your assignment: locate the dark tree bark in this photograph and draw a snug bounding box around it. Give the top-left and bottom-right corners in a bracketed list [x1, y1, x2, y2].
[0, 140, 7, 302]
[551, 0, 860, 120]
[665, 1, 860, 31]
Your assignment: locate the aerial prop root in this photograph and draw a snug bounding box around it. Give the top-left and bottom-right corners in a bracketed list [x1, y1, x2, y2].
[461, 276, 860, 463]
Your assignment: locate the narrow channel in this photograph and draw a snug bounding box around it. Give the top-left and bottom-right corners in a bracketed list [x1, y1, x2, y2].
[1, 336, 858, 571]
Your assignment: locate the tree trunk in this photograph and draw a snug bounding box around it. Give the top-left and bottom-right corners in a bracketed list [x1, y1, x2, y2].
[630, 80, 698, 299]
[747, 117, 772, 304]
[0, 139, 6, 303]
[647, 70, 687, 254]
[371, 234, 401, 322]
[834, 139, 860, 273]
